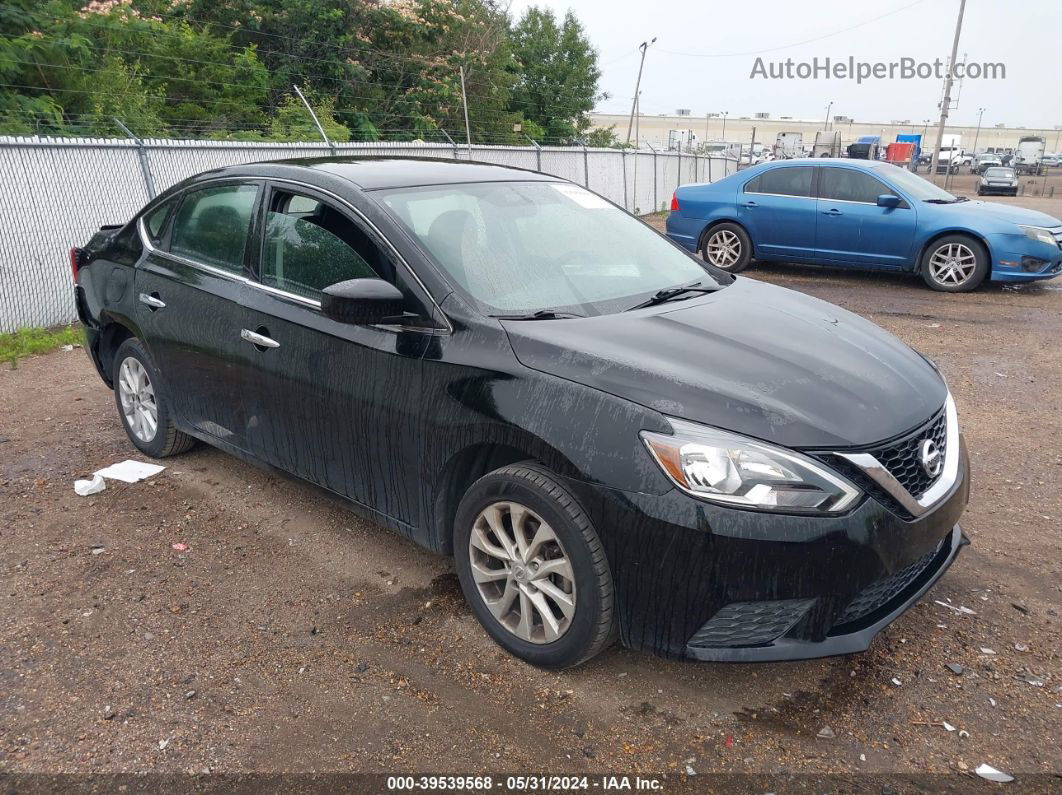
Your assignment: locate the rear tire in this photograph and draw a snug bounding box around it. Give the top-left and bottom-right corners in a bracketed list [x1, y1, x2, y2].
[112, 338, 196, 458]
[701, 222, 752, 273]
[921, 235, 989, 292]
[453, 464, 616, 669]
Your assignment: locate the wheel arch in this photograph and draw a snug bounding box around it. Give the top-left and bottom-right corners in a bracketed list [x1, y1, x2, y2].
[697, 217, 755, 256]
[95, 317, 139, 387]
[915, 228, 993, 278]
[429, 440, 577, 557]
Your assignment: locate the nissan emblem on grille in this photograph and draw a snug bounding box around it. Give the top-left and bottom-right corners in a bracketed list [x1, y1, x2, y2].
[920, 438, 943, 478]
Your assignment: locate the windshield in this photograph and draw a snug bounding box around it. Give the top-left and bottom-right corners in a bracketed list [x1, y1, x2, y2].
[984, 167, 1015, 178]
[377, 181, 725, 316]
[873, 163, 958, 202]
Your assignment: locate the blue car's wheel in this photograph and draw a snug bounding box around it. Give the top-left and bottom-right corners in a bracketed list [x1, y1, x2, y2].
[701, 223, 752, 273]
[921, 235, 988, 292]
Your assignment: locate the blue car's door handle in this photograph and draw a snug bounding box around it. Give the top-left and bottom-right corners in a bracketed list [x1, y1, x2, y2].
[822, 208, 843, 216]
[743, 201, 759, 208]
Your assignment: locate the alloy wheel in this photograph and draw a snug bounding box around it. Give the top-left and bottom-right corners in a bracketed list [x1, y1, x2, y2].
[117, 356, 158, 443]
[928, 242, 978, 287]
[468, 501, 576, 644]
[706, 229, 742, 268]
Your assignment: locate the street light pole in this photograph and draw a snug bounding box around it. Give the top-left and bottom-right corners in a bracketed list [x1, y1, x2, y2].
[971, 107, 985, 159]
[930, 0, 968, 184]
[823, 101, 833, 132]
[625, 38, 656, 146]
[720, 111, 728, 143]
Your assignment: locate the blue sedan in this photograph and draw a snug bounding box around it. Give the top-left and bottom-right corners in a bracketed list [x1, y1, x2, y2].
[666, 159, 1062, 291]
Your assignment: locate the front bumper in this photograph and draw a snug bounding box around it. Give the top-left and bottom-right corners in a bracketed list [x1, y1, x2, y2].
[563, 438, 970, 661]
[988, 234, 1062, 282]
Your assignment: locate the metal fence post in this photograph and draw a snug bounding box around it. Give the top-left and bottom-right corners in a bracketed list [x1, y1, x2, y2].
[292, 85, 337, 155]
[440, 129, 459, 159]
[525, 135, 542, 171]
[621, 149, 628, 210]
[582, 142, 589, 188]
[112, 118, 156, 200]
[677, 146, 682, 191]
[645, 142, 658, 212]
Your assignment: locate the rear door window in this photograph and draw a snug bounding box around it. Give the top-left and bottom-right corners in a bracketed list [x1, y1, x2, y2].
[744, 167, 814, 197]
[170, 184, 259, 272]
[819, 168, 890, 204]
[144, 197, 177, 244]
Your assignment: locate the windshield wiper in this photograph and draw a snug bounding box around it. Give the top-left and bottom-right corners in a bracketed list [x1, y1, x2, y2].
[625, 280, 716, 311]
[491, 309, 585, 320]
[923, 197, 967, 204]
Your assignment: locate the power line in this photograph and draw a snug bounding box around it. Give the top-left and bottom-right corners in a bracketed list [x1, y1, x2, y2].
[655, 0, 928, 58]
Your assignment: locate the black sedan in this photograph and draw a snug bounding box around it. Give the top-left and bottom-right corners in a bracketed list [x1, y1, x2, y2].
[73, 158, 969, 667]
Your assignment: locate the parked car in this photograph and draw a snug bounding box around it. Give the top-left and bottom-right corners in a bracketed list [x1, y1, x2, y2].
[974, 153, 1002, 174]
[75, 158, 970, 668]
[977, 166, 1019, 197]
[666, 159, 1062, 291]
[1042, 155, 1062, 168]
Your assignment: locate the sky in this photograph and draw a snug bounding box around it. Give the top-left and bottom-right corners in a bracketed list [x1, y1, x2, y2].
[508, 0, 1062, 130]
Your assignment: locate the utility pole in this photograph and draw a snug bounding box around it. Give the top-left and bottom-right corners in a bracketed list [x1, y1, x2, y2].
[625, 38, 656, 146]
[930, 0, 967, 184]
[459, 65, 472, 157]
[720, 112, 728, 143]
[823, 101, 833, 132]
[970, 107, 985, 158]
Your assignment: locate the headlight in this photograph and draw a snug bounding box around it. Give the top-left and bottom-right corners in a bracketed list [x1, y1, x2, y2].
[1019, 226, 1056, 246]
[641, 419, 862, 514]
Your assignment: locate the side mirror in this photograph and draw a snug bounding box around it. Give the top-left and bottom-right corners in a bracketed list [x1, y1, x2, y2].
[321, 278, 406, 325]
[877, 194, 902, 208]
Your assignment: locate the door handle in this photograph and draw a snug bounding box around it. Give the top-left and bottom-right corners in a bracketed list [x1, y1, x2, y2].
[138, 292, 166, 310]
[241, 328, 280, 349]
[743, 201, 759, 208]
[822, 208, 843, 216]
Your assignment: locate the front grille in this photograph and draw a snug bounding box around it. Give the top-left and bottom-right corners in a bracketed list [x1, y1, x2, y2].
[833, 539, 945, 628]
[1052, 229, 1062, 250]
[814, 407, 948, 518]
[687, 598, 814, 649]
[871, 408, 947, 499]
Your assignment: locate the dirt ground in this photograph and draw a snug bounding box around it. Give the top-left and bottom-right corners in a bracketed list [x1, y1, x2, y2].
[2, 194, 1061, 786]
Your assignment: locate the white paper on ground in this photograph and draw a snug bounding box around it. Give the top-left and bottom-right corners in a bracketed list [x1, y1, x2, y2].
[94, 460, 166, 483]
[74, 474, 107, 496]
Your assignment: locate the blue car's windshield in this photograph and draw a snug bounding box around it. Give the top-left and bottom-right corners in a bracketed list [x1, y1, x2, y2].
[874, 163, 959, 202]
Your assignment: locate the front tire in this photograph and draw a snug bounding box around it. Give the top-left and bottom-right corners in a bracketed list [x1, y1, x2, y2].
[453, 464, 616, 669]
[701, 222, 752, 273]
[112, 337, 196, 458]
[921, 235, 989, 292]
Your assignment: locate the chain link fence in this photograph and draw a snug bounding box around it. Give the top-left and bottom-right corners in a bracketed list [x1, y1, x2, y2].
[0, 136, 735, 332]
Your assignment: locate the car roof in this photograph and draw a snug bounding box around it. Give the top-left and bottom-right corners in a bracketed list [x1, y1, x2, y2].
[764, 158, 888, 168]
[198, 156, 561, 190]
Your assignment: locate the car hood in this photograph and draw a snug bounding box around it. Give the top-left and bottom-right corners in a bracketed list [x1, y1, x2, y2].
[503, 279, 947, 449]
[935, 199, 1060, 227]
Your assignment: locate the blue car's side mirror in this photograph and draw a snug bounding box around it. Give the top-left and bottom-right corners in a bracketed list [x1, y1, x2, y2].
[877, 194, 902, 208]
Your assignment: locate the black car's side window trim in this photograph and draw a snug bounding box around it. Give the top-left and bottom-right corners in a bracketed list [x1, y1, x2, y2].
[142, 179, 265, 277]
[135, 174, 451, 333]
[257, 177, 451, 333]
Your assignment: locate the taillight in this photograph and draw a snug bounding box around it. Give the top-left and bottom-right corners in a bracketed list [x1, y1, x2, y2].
[69, 247, 81, 282]
[670, 192, 679, 212]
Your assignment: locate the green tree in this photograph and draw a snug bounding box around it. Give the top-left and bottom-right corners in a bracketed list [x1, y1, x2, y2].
[508, 7, 601, 142]
[268, 93, 352, 142]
